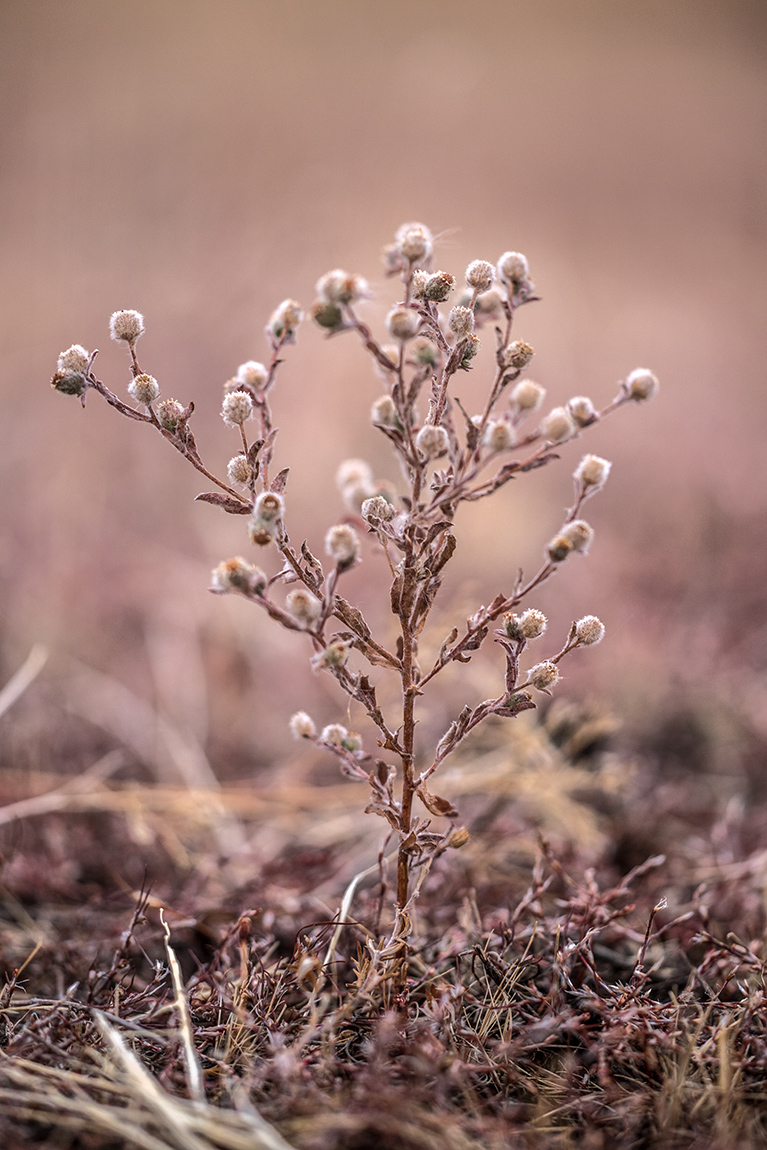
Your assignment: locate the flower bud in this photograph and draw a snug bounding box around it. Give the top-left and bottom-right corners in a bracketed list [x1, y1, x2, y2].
[528, 661, 560, 692]
[290, 711, 317, 739]
[411, 270, 429, 299]
[423, 271, 455, 303]
[321, 723, 348, 746]
[497, 251, 530, 287]
[109, 310, 144, 344]
[561, 519, 594, 553]
[396, 221, 433, 264]
[371, 395, 398, 427]
[57, 345, 90, 373]
[448, 306, 474, 338]
[465, 259, 495, 293]
[315, 269, 369, 305]
[128, 373, 160, 406]
[337, 458, 374, 492]
[460, 333, 480, 367]
[387, 306, 420, 341]
[236, 360, 268, 388]
[567, 396, 596, 426]
[574, 454, 611, 490]
[51, 369, 86, 397]
[414, 338, 438, 366]
[286, 588, 322, 625]
[254, 491, 284, 522]
[210, 557, 267, 595]
[511, 379, 545, 413]
[325, 524, 360, 569]
[520, 609, 547, 639]
[361, 495, 395, 523]
[626, 367, 659, 401]
[483, 420, 514, 453]
[416, 425, 450, 460]
[157, 399, 185, 431]
[574, 615, 605, 645]
[503, 341, 534, 370]
[311, 300, 345, 330]
[227, 454, 252, 485]
[312, 641, 351, 671]
[221, 390, 254, 428]
[267, 299, 303, 342]
[474, 288, 504, 319]
[449, 827, 471, 849]
[540, 406, 576, 443]
[248, 516, 278, 546]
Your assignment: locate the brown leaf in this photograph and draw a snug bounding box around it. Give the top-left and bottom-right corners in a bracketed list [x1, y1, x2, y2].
[417, 786, 459, 818]
[194, 492, 252, 514]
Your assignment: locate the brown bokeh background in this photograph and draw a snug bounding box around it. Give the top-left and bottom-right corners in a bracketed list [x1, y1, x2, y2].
[1, 0, 766, 777]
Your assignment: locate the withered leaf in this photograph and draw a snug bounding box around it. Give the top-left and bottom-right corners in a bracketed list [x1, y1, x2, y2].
[270, 467, 290, 494]
[417, 786, 459, 818]
[195, 492, 252, 514]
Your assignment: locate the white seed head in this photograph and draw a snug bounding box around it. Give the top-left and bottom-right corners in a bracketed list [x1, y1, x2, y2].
[157, 399, 185, 431]
[221, 389, 254, 427]
[57, 344, 90, 373]
[395, 221, 433, 264]
[411, 270, 430, 299]
[541, 406, 576, 443]
[520, 609, 547, 639]
[236, 360, 268, 388]
[424, 270, 455, 303]
[312, 640, 351, 671]
[483, 420, 514, 453]
[528, 661, 560, 692]
[561, 519, 594, 553]
[416, 424, 450, 460]
[511, 379, 545, 413]
[128, 373, 160, 406]
[448, 305, 474, 338]
[465, 259, 495, 293]
[315, 269, 369, 305]
[568, 396, 596, 426]
[210, 557, 266, 595]
[371, 394, 398, 427]
[286, 588, 322, 624]
[290, 711, 317, 739]
[575, 453, 611, 489]
[497, 251, 530, 286]
[325, 523, 360, 568]
[361, 495, 395, 523]
[109, 310, 144, 344]
[254, 490, 284, 521]
[626, 367, 659, 401]
[321, 723, 349, 746]
[387, 306, 420, 341]
[336, 458, 374, 492]
[248, 516, 278, 546]
[503, 340, 534, 370]
[227, 454, 252, 485]
[575, 615, 605, 645]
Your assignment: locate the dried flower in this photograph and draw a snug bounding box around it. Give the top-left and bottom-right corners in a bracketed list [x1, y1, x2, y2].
[626, 367, 660, 401]
[326, 524, 360, 569]
[110, 310, 144, 344]
[371, 395, 398, 428]
[210, 557, 267, 595]
[248, 517, 277, 546]
[511, 379, 545, 413]
[424, 271, 455, 303]
[57, 345, 90, 373]
[227, 454, 252, 485]
[474, 288, 504, 319]
[321, 723, 348, 746]
[568, 396, 597, 426]
[396, 221, 433, 264]
[460, 333, 480, 367]
[312, 640, 351, 671]
[483, 420, 514, 453]
[541, 406, 576, 443]
[286, 588, 322, 625]
[236, 360, 268, 388]
[361, 495, 395, 523]
[156, 399, 185, 431]
[128, 373, 160, 406]
[465, 260, 495, 293]
[503, 341, 534, 370]
[221, 390, 254, 428]
[267, 299, 303, 342]
[520, 609, 547, 639]
[315, 269, 369, 306]
[387, 306, 420, 341]
[575, 453, 611, 490]
[448, 306, 474, 338]
[410, 270, 430, 299]
[528, 661, 560, 692]
[497, 251, 530, 287]
[51, 369, 86, 397]
[561, 519, 594, 553]
[416, 425, 450, 460]
[574, 615, 605, 645]
[290, 711, 317, 739]
[254, 491, 284, 521]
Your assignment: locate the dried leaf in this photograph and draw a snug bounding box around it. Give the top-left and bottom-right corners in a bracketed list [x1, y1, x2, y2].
[194, 492, 252, 514]
[270, 467, 290, 494]
[417, 786, 459, 818]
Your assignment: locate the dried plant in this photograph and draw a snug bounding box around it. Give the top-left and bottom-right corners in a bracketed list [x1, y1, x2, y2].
[52, 223, 658, 980]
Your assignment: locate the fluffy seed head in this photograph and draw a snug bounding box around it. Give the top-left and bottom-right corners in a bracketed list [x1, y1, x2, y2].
[51, 369, 86, 397]
[541, 406, 576, 443]
[286, 588, 322, 624]
[361, 495, 395, 523]
[424, 270, 455, 303]
[511, 379, 545, 413]
[325, 524, 360, 568]
[254, 490, 284, 521]
[483, 420, 514, 453]
[416, 424, 450, 460]
[128, 373, 160, 406]
[575, 453, 611, 489]
[387, 306, 420, 341]
[371, 395, 398, 427]
[460, 333, 480, 367]
[157, 399, 185, 431]
[267, 299, 303, 341]
[248, 516, 277, 546]
[626, 367, 660, 401]
[321, 723, 348, 746]
[474, 288, 504, 318]
[448, 306, 474, 338]
[414, 338, 438, 366]
[575, 615, 605, 645]
[290, 711, 316, 739]
[520, 609, 547, 639]
[336, 458, 374, 493]
[568, 396, 596, 426]
[315, 269, 369, 305]
[497, 251, 530, 286]
[411, 270, 429, 299]
[312, 641, 351, 670]
[236, 360, 268, 388]
[528, 661, 560, 692]
[109, 310, 144, 344]
[221, 390, 254, 428]
[465, 259, 495, 293]
[395, 221, 433, 264]
[547, 533, 574, 563]
[311, 300, 344, 330]
[210, 557, 266, 595]
[57, 345, 90, 373]
[561, 519, 594, 553]
[227, 454, 252, 485]
[503, 340, 534, 370]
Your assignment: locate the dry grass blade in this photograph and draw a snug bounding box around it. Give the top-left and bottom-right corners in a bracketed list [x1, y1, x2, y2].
[161, 910, 205, 1105]
[0, 644, 48, 720]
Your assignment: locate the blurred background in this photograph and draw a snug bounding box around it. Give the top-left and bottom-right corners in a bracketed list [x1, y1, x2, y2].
[1, 0, 766, 807]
